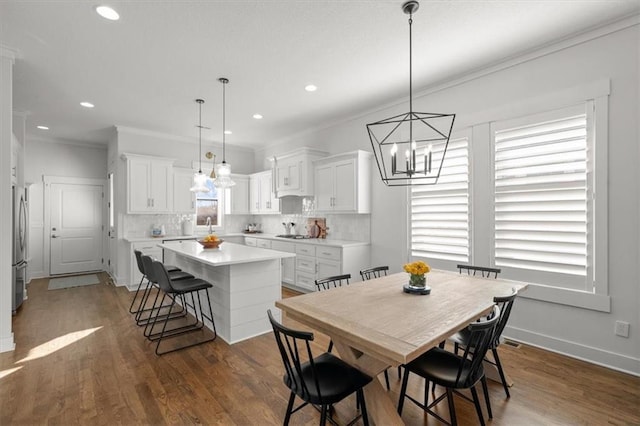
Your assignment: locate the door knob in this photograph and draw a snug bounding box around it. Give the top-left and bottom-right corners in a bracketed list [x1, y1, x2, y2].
[51, 235, 59, 238]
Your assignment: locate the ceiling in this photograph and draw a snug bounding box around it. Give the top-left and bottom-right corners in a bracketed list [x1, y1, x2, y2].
[2, 1, 638, 149]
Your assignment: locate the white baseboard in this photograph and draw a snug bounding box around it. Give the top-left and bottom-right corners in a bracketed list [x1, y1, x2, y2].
[0, 333, 15, 353]
[505, 325, 640, 377]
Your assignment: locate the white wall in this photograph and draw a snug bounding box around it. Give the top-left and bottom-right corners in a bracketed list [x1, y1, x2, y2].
[260, 23, 640, 374]
[24, 139, 108, 279]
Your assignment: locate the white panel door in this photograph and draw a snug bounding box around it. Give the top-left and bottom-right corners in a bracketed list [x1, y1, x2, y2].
[50, 182, 104, 275]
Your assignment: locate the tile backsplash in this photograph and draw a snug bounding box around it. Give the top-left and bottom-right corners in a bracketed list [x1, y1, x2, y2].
[123, 212, 370, 242]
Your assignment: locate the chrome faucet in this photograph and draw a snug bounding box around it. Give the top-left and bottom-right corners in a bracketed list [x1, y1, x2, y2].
[205, 216, 212, 233]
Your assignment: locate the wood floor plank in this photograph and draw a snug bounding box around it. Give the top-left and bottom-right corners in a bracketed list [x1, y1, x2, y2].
[0, 274, 638, 425]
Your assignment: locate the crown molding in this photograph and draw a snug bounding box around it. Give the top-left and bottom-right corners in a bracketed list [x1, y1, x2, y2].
[114, 125, 254, 153]
[0, 44, 20, 61]
[28, 134, 107, 150]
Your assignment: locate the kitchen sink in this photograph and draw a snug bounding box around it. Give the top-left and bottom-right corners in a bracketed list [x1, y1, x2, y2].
[275, 235, 312, 239]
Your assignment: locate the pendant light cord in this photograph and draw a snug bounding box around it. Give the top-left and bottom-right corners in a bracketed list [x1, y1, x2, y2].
[222, 80, 226, 163]
[408, 13, 413, 144]
[198, 100, 203, 173]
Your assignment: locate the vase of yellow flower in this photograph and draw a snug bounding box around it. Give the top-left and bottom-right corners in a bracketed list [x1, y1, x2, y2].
[403, 260, 432, 295]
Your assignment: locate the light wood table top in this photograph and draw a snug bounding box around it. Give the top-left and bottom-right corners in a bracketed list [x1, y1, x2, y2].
[276, 269, 528, 425]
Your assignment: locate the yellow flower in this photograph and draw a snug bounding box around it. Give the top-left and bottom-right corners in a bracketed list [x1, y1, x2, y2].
[403, 260, 431, 275]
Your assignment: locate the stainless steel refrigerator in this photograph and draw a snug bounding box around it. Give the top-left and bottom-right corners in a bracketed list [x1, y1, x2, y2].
[12, 184, 27, 313]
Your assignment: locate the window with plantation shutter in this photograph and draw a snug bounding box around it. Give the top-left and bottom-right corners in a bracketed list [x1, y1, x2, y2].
[493, 105, 591, 291]
[411, 136, 469, 263]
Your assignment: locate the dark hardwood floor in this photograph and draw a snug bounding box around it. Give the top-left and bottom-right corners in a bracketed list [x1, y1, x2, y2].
[1, 273, 638, 425]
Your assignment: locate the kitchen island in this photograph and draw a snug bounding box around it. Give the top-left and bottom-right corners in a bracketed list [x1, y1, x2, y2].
[159, 240, 295, 344]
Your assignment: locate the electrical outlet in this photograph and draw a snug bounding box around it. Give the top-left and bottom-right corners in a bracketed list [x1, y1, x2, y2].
[614, 321, 630, 338]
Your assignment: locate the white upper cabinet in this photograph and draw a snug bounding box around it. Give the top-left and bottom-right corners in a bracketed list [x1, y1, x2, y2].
[123, 153, 174, 214]
[225, 174, 250, 215]
[173, 168, 196, 213]
[250, 170, 280, 214]
[313, 150, 372, 214]
[273, 147, 327, 197]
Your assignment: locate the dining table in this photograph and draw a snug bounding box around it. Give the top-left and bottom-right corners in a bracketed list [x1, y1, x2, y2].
[275, 269, 528, 425]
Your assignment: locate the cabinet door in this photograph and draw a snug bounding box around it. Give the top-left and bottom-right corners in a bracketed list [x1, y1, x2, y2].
[317, 258, 341, 280]
[249, 175, 261, 213]
[277, 162, 300, 192]
[128, 158, 152, 213]
[332, 159, 357, 212]
[149, 162, 171, 212]
[173, 169, 196, 213]
[281, 257, 295, 284]
[260, 172, 279, 213]
[225, 175, 249, 215]
[314, 164, 334, 211]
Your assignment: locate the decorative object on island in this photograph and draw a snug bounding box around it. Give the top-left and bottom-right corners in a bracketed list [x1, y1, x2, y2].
[403, 260, 431, 294]
[198, 234, 223, 249]
[366, 0, 456, 186]
[190, 98, 209, 193]
[212, 77, 235, 188]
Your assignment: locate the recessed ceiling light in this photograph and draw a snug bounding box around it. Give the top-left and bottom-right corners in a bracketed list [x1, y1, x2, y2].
[80, 101, 95, 108]
[305, 84, 318, 92]
[36, 125, 49, 130]
[96, 5, 120, 21]
[253, 114, 263, 119]
[224, 130, 232, 135]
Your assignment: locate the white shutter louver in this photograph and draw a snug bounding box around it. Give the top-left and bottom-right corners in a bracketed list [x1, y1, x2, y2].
[411, 137, 469, 262]
[494, 112, 588, 282]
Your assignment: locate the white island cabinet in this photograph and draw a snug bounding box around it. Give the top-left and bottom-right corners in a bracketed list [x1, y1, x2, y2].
[159, 240, 295, 344]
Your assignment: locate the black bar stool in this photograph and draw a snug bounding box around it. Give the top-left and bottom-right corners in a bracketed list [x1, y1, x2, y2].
[146, 259, 217, 355]
[136, 254, 194, 327]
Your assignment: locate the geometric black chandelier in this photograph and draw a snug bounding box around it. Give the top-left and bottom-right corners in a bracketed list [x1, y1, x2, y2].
[367, 0, 455, 186]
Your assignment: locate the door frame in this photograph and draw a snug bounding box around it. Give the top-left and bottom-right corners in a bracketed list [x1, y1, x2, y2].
[43, 176, 107, 277]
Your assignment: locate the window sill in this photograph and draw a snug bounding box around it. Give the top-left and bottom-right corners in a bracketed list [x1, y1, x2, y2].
[519, 283, 610, 312]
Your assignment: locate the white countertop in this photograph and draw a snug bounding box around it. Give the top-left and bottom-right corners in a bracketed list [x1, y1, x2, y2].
[237, 233, 369, 248]
[124, 235, 198, 243]
[159, 240, 295, 266]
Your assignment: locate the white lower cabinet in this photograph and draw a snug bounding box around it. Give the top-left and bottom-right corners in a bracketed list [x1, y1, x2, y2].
[292, 243, 368, 292]
[271, 240, 295, 285]
[243, 237, 370, 292]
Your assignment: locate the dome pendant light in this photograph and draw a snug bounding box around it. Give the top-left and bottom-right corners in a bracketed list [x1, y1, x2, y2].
[212, 77, 235, 188]
[190, 98, 210, 193]
[366, 0, 456, 186]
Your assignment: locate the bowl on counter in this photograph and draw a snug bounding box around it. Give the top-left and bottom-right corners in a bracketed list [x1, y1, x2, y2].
[198, 239, 224, 249]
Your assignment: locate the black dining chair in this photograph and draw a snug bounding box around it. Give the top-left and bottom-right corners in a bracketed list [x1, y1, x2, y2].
[398, 305, 501, 426]
[314, 274, 351, 291]
[267, 309, 371, 426]
[146, 259, 217, 355]
[449, 290, 518, 398]
[359, 265, 389, 281]
[457, 264, 501, 279]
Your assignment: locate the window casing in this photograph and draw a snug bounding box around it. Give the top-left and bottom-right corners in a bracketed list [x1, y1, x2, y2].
[195, 179, 223, 230]
[492, 105, 590, 291]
